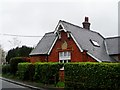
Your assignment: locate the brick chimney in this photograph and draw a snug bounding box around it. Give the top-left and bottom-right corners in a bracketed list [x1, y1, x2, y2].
[82, 17, 91, 30]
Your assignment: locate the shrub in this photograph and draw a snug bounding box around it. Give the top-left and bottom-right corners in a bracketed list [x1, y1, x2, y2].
[9, 57, 28, 75]
[2, 64, 11, 74]
[64, 62, 120, 90]
[34, 62, 63, 85]
[17, 62, 35, 81]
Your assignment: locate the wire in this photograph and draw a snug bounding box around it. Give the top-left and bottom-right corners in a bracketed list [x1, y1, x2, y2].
[0, 33, 43, 37]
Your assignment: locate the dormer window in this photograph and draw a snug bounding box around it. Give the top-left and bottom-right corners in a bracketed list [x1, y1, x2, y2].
[90, 39, 100, 47]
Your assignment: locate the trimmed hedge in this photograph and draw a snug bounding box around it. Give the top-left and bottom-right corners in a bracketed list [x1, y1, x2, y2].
[10, 57, 29, 75]
[64, 62, 120, 90]
[17, 62, 35, 81]
[34, 62, 63, 85]
[2, 64, 11, 74]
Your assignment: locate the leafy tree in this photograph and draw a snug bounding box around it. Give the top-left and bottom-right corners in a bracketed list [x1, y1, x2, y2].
[6, 46, 33, 63]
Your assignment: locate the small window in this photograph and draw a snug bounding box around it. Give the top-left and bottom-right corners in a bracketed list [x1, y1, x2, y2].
[90, 39, 100, 47]
[59, 51, 71, 63]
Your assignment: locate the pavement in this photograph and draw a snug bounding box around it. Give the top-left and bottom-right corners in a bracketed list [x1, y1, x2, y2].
[0, 77, 46, 90]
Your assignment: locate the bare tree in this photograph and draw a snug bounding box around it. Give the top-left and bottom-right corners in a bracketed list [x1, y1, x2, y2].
[8, 37, 21, 48]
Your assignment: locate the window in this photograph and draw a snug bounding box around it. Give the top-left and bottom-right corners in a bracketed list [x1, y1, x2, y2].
[59, 51, 71, 63]
[90, 39, 100, 47]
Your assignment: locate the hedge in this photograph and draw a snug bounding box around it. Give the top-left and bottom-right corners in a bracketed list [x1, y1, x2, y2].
[64, 62, 120, 90]
[17, 62, 35, 81]
[2, 64, 11, 74]
[34, 62, 63, 85]
[10, 57, 29, 75]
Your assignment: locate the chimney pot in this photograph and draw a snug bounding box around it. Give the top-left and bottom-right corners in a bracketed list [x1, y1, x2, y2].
[82, 17, 91, 30]
[85, 17, 88, 22]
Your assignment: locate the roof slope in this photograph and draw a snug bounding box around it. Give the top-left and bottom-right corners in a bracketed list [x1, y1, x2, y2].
[60, 21, 116, 62]
[30, 20, 117, 62]
[29, 32, 57, 55]
[105, 36, 120, 55]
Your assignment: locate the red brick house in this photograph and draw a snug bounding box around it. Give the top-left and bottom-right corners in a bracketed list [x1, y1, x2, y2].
[29, 17, 119, 63]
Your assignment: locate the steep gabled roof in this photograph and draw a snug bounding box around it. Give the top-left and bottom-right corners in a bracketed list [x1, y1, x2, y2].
[30, 20, 117, 62]
[105, 36, 120, 55]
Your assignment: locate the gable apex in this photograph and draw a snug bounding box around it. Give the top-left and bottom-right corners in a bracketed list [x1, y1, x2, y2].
[54, 20, 67, 34]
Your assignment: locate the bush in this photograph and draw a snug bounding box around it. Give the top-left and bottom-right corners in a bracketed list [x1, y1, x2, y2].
[64, 62, 120, 90]
[34, 62, 63, 85]
[9, 57, 28, 75]
[17, 62, 35, 81]
[2, 64, 11, 74]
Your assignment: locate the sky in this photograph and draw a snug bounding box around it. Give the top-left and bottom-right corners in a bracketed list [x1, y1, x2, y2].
[0, 0, 119, 51]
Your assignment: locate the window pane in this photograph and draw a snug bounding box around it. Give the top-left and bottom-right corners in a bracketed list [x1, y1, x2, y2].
[64, 52, 67, 56]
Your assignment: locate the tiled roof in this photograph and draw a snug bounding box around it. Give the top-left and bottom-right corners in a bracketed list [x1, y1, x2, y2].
[30, 20, 117, 62]
[29, 32, 57, 55]
[105, 36, 120, 55]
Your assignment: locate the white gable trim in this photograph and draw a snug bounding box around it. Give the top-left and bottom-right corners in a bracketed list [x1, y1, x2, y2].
[104, 40, 109, 55]
[70, 33, 83, 52]
[87, 52, 102, 62]
[47, 36, 58, 55]
[54, 22, 66, 34]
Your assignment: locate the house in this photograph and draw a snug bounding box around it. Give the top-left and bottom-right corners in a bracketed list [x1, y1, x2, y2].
[29, 17, 120, 63]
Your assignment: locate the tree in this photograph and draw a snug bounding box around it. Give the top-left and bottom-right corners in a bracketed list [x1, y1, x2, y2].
[0, 45, 6, 64]
[6, 46, 33, 63]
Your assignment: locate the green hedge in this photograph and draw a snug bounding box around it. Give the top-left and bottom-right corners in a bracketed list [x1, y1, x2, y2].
[2, 64, 11, 74]
[17, 62, 35, 81]
[10, 57, 28, 75]
[64, 62, 120, 90]
[34, 62, 63, 85]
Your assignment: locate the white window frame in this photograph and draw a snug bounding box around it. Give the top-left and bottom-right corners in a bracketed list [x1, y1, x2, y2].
[59, 51, 71, 63]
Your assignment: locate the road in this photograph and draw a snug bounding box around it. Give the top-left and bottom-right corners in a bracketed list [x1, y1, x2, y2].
[0, 78, 31, 90]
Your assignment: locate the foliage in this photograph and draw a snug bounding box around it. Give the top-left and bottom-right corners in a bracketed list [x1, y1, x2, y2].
[6, 46, 33, 63]
[34, 62, 63, 85]
[0, 45, 6, 64]
[17, 62, 35, 81]
[9, 57, 28, 75]
[56, 81, 65, 87]
[64, 62, 120, 90]
[2, 64, 11, 74]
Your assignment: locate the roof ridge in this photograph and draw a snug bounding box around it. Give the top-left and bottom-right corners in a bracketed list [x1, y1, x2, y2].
[60, 20, 105, 39]
[45, 32, 54, 34]
[60, 20, 83, 29]
[105, 36, 120, 39]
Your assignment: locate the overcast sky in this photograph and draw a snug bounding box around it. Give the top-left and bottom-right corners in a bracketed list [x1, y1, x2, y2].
[0, 0, 119, 51]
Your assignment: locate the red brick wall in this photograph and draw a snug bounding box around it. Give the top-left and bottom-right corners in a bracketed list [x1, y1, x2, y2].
[30, 55, 47, 63]
[59, 70, 64, 82]
[48, 31, 96, 62]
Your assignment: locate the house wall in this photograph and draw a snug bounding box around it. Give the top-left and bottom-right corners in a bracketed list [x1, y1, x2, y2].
[30, 55, 47, 63]
[48, 31, 96, 62]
